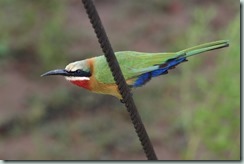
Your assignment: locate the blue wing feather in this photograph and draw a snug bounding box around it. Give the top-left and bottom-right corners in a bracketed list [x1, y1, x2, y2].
[133, 57, 187, 87]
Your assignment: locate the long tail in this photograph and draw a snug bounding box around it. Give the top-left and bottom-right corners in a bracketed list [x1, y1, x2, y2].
[132, 40, 229, 87]
[176, 40, 229, 57]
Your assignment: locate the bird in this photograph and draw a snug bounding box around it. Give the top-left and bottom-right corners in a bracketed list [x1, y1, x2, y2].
[41, 40, 229, 100]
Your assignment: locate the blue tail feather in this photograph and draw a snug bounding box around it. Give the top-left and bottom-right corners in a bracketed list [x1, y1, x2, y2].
[133, 57, 186, 87]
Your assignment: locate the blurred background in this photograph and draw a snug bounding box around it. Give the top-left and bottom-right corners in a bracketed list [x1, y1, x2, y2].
[0, 0, 240, 160]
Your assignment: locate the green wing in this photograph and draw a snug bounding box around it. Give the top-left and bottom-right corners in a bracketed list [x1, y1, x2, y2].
[93, 51, 176, 84]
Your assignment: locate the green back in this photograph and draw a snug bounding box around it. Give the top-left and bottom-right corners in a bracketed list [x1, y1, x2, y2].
[93, 51, 175, 84]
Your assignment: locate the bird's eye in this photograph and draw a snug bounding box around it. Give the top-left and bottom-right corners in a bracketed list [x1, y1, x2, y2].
[73, 69, 91, 77]
[76, 69, 83, 74]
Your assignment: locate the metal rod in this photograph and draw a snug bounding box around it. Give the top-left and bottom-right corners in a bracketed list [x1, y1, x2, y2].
[81, 0, 157, 160]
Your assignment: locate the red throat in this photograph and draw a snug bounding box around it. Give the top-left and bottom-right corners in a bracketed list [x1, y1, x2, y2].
[70, 80, 91, 90]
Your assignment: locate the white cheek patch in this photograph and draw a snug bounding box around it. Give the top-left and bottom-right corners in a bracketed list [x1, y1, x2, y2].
[65, 76, 90, 81]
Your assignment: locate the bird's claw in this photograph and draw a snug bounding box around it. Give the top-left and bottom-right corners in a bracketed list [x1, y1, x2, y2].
[120, 99, 125, 104]
[119, 93, 133, 104]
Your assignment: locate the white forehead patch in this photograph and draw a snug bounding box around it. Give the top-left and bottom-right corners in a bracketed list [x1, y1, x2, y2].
[65, 76, 90, 81]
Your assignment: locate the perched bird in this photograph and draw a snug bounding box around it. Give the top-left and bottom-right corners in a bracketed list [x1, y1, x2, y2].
[41, 40, 229, 100]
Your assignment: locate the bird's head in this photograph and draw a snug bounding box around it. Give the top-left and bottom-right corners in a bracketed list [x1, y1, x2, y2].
[41, 60, 92, 89]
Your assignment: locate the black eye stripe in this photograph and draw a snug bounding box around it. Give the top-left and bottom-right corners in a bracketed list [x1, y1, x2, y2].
[67, 69, 91, 77]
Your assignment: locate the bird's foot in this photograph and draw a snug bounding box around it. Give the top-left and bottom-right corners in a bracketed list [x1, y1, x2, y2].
[119, 92, 133, 104]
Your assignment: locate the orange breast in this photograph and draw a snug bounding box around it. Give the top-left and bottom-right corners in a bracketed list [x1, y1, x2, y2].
[86, 58, 122, 99]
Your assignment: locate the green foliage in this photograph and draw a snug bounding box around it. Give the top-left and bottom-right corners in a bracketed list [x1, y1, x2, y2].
[37, 2, 69, 69]
[0, 0, 70, 70]
[194, 14, 240, 159]
[174, 13, 240, 160]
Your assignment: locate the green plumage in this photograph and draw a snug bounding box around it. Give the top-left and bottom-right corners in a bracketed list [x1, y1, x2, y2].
[93, 40, 229, 84]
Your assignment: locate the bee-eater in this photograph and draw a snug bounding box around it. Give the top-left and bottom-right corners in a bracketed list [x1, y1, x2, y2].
[41, 40, 229, 99]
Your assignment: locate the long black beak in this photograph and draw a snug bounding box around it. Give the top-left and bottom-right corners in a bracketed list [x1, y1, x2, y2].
[41, 69, 69, 77]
